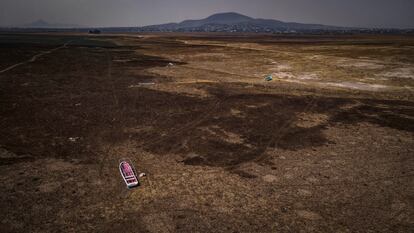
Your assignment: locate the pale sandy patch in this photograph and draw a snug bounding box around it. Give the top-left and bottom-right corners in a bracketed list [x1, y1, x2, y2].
[325, 81, 388, 91]
[296, 210, 322, 220]
[296, 113, 329, 128]
[337, 58, 385, 69]
[199, 126, 244, 144]
[380, 67, 414, 79]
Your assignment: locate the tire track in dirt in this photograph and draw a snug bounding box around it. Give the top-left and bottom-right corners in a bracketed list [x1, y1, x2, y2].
[0, 42, 70, 74]
[140, 88, 318, 167]
[98, 49, 116, 177]
[158, 97, 228, 156]
[138, 96, 225, 150]
[208, 91, 319, 170]
[249, 96, 319, 165]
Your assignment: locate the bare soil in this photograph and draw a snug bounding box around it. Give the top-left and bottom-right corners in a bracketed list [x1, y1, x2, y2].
[0, 33, 413, 233]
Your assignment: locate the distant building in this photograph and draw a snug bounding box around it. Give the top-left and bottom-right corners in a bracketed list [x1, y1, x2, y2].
[89, 29, 101, 34]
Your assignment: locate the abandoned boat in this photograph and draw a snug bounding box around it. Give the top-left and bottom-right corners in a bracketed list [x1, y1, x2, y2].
[119, 160, 139, 189]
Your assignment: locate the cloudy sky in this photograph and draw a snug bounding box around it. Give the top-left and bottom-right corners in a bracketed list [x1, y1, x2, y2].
[1, 0, 413, 28]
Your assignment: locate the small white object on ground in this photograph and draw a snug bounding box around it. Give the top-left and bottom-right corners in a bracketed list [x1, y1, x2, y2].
[128, 83, 155, 88]
[68, 137, 80, 142]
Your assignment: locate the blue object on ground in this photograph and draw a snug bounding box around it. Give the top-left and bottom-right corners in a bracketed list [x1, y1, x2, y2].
[265, 75, 273, 81]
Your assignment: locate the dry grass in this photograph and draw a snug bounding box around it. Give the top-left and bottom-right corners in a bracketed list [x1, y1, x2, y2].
[1, 33, 413, 233]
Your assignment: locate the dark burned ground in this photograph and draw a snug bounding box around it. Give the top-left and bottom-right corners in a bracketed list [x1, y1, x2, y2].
[0, 34, 413, 233]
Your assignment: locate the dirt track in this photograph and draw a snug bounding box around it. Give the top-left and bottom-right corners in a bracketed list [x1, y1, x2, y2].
[0, 33, 413, 232]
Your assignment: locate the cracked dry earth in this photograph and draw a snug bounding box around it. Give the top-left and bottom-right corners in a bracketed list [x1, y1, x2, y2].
[0, 33, 413, 232]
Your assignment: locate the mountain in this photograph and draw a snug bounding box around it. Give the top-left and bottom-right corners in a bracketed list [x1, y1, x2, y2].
[138, 12, 349, 33]
[22, 19, 82, 28]
[180, 12, 253, 28]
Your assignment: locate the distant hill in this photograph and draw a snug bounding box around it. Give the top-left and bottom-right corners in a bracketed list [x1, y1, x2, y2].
[138, 12, 350, 33]
[2, 13, 411, 34]
[21, 19, 82, 28]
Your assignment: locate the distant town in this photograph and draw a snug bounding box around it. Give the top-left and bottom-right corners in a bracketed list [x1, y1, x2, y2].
[2, 12, 413, 35]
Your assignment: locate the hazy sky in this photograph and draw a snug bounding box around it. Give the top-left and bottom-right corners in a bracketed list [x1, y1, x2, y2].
[1, 0, 413, 28]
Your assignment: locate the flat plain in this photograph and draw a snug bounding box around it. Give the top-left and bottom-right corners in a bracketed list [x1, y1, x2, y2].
[0, 33, 413, 232]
